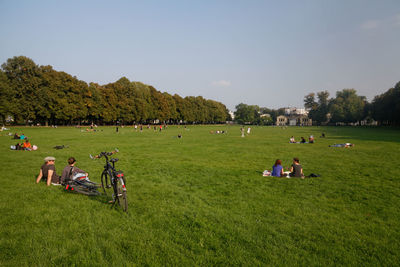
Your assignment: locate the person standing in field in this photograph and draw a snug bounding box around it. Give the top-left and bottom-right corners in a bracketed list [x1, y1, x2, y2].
[247, 127, 251, 134]
[241, 127, 245, 137]
[36, 157, 60, 186]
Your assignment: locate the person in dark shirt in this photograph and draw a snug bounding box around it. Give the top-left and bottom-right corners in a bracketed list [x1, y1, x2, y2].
[36, 156, 60, 186]
[61, 157, 87, 185]
[289, 157, 304, 178]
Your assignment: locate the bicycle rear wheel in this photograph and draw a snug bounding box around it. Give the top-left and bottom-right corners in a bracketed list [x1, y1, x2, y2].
[116, 177, 128, 212]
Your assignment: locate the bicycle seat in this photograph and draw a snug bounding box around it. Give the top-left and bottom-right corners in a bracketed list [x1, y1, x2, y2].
[110, 158, 119, 162]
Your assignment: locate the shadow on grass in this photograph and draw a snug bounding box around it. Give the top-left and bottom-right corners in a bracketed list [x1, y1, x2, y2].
[316, 126, 400, 143]
[58, 186, 112, 205]
[58, 186, 129, 213]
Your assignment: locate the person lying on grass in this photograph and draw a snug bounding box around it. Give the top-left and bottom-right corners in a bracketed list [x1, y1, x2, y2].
[271, 159, 284, 177]
[36, 157, 61, 186]
[289, 157, 304, 178]
[329, 143, 355, 148]
[61, 157, 88, 185]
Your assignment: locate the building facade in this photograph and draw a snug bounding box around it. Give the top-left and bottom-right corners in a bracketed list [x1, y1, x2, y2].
[276, 115, 312, 126]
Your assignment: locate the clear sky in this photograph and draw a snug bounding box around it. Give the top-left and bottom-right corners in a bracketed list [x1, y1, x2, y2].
[1, 0, 399, 110]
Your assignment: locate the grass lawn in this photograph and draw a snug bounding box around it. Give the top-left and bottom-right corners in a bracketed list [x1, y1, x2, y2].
[0, 125, 399, 265]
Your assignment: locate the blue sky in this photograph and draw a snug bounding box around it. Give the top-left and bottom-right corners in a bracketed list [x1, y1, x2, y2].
[1, 0, 399, 110]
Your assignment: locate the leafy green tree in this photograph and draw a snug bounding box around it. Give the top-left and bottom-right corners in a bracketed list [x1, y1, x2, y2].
[133, 82, 154, 123]
[303, 91, 330, 124]
[234, 103, 260, 124]
[2, 56, 42, 123]
[371, 81, 400, 125]
[303, 93, 318, 121]
[0, 70, 13, 124]
[315, 91, 330, 123]
[99, 84, 119, 123]
[329, 89, 366, 123]
[0, 56, 233, 125]
[87, 83, 103, 124]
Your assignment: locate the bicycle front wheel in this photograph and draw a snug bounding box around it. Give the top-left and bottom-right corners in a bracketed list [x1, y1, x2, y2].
[116, 177, 128, 212]
[71, 184, 100, 196]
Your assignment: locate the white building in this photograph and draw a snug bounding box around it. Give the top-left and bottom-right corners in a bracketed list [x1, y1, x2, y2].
[284, 107, 308, 116]
[228, 110, 235, 120]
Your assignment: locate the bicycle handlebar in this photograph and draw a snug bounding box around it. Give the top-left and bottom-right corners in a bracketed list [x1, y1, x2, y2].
[90, 148, 119, 159]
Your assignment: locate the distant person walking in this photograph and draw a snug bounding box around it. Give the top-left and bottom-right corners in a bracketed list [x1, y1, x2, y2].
[247, 127, 251, 135]
[241, 127, 245, 137]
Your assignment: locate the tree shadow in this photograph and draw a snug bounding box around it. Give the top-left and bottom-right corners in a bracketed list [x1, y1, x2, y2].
[315, 127, 400, 143]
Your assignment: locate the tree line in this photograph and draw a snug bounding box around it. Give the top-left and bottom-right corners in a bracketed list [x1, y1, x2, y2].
[0, 56, 231, 125]
[234, 82, 400, 126]
[233, 103, 284, 125]
[304, 83, 400, 125]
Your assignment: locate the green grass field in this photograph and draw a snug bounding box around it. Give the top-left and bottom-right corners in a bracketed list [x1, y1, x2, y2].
[0, 125, 399, 266]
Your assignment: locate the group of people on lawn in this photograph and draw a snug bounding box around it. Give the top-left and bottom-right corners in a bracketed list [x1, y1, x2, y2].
[11, 133, 37, 151]
[289, 135, 314, 144]
[36, 156, 87, 186]
[268, 157, 304, 178]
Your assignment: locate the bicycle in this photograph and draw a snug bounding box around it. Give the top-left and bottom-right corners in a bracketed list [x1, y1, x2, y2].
[90, 149, 128, 212]
[64, 172, 101, 196]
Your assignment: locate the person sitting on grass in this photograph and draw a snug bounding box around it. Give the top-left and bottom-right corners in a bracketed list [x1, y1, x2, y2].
[36, 157, 61, 186]
[309, 135, 314, 143]
[289, 157, 304, 178]
[13, 133, 20, 139]
[14, 142, 23, 150]
[289, 136, 296, 143]
[300, 137, 306, 143]
[61, 157, 88, 185]
[271, 159, 284, 177]
[22, 139, 32, 150]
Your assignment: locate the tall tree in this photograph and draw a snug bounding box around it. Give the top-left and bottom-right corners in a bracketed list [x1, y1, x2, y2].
[2, 56, 42, 123]
[0, 70, 13, 124]
[303, 93, 318, 122]
[371, 81, 400, 125]
[329, 89, 366, 123]
[234, 103, 260, 124]
[315, 91, 330, 123]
